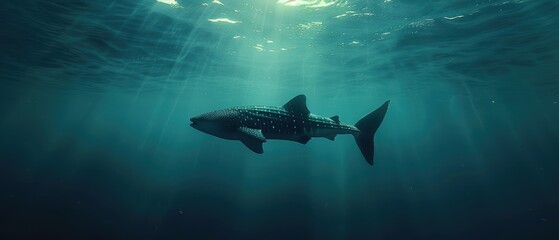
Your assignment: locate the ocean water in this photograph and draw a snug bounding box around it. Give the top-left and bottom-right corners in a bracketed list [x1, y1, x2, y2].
[1, 0, 559, 239]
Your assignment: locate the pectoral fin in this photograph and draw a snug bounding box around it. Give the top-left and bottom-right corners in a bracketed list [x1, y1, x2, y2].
[238, 127, 266, 153]
[241, 139, 264, 154]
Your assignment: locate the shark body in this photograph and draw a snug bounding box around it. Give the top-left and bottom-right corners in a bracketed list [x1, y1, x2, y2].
[190, 94, 389, 165]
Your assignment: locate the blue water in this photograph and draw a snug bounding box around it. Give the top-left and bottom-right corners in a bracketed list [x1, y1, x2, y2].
[1, 0, 559, 239]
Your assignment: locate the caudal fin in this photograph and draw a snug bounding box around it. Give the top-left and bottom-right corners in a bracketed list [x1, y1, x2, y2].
[354, 100, 390, 165]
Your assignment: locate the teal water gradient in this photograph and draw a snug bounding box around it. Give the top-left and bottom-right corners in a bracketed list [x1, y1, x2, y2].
[1, 0, 558, 239]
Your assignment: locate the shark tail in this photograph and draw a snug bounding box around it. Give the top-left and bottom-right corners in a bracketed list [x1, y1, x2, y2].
[353, 100, 390, 165]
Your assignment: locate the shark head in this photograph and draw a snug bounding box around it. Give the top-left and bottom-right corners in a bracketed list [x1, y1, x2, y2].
[190, 109, 240, 139]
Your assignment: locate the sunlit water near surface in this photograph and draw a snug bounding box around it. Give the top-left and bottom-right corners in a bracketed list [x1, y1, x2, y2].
[1, 0, 559, 239]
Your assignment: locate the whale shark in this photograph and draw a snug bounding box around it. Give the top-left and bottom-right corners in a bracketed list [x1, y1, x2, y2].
[190, 94, 389, 165]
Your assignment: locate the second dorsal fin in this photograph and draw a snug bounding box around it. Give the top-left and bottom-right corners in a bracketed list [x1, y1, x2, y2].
[282, 94, 310, 115]
[330, 116, 340, 124]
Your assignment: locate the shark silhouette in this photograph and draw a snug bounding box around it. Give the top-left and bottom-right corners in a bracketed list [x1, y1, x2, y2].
[190, 94, 389, 165]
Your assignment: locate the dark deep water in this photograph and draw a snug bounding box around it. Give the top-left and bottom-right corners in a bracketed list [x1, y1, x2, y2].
[1, 0, 559, 239]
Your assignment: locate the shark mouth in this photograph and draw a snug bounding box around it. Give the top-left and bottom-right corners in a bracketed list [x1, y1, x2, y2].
[189, 118, 199, 126]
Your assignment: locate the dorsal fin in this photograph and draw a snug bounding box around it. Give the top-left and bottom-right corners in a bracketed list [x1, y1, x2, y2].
[330, 116, 340, 124]
[282, 94, 310, 114]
